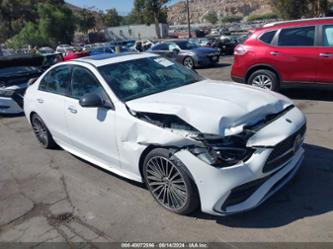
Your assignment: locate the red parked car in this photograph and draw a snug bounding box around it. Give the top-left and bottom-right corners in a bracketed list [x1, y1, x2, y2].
[231, 18, 333, 91]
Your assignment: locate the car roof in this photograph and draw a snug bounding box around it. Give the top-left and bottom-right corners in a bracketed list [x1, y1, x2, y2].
[72, 52, 158, 67]
[260, 17, 333, 31]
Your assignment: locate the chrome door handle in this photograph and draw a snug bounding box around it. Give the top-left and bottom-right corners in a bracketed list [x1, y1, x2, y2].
[68, 106, 77, 114]
[270, 51, 279, 56]
[320, 53, 333, 57]
[36, 98, 44, 104]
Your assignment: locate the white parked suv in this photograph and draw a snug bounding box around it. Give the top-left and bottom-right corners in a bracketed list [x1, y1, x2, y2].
[24, 53, 306, 216]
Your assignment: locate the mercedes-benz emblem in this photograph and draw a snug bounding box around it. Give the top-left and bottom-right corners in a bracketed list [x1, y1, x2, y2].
[293, 134, 303, 153]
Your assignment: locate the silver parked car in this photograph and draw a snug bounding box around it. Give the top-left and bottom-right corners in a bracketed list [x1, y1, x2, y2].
[149, 40, 220, 69]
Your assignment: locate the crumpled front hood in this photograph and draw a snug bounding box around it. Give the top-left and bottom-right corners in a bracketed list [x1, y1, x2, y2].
[126, 80, 293, 136]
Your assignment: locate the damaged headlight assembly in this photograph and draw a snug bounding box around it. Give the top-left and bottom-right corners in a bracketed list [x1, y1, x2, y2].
[128, 107, 255, 168]
[189, 134, 254, 168]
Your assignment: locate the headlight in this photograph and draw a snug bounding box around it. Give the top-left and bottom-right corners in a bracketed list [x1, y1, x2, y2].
[189, 134, 254, 167]
[0, 89, 15, 97]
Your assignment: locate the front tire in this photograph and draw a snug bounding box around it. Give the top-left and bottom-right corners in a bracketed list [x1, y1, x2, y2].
[31, 113, 57, 149]
[143, 148, 199, 215]
[248, 69, 280, 91]
[183, 56, 195, 69]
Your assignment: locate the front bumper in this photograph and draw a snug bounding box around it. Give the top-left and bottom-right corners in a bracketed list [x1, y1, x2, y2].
[0, 84, 27, 114]
[0, 96, 23, 114]
[195, 55, 219, 66]
[174, 106, 306, 216]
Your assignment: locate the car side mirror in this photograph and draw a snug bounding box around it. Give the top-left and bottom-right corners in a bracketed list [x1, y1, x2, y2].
[79, 93, 103, 108]
[173, 48, 180, 55]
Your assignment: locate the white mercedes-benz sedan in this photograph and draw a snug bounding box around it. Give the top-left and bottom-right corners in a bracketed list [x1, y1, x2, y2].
[24, 53, 306, 216]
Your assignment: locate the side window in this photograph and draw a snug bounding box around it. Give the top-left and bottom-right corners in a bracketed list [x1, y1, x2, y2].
[38, 66, 69, 95]
[259, 30, 277, 44]
[152, 43, 168, 51]
[70, 66, 105, 99]
[168, 43, 178, 51]
[323, 25, 333, 46]
[278, 26, 315, 46]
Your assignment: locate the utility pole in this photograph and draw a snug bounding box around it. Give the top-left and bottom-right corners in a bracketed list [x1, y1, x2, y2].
[186, 0, 191, 38]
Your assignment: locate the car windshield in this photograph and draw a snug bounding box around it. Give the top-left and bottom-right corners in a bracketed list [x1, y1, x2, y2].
[175, 41, 199, 50]
[0, 66, 39, 77]
[98, 56, 203, 101]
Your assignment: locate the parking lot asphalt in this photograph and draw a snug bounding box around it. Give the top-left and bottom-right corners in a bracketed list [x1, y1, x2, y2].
[0, 56, 333, 245]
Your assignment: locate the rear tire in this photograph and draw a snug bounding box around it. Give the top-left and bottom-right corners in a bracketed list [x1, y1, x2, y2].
[143, 148, 200, 215]
[248, 69, 280, 91]
[31, 113, 57, 149]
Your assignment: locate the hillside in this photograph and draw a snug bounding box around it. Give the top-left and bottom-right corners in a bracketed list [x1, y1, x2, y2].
[167, 0, 273, 25]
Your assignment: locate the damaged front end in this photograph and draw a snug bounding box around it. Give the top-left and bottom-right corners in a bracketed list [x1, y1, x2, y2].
[127, 107, 261, 169]
[126, 103, 297, 169]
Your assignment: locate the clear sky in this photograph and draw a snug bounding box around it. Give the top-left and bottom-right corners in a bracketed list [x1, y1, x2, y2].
[67, 0, 180, 15]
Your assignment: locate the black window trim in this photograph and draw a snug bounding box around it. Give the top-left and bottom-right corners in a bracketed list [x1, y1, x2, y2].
[38, 65, 71, 96]
[257, 29, 279, 45]
[67, 65, 115, 110]
[318, 24, 333, 47]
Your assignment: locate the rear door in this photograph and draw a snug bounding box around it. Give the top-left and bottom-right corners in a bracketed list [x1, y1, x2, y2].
[269, 26, 318, 83]
[64, 65, 120, 169]
[34, 65, 70, 144]
[316, 24, 333, 83]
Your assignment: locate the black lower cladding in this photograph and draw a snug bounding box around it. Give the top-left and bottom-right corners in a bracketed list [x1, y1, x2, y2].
[263, 124, 306, 173]
[221, 164, 296, 211]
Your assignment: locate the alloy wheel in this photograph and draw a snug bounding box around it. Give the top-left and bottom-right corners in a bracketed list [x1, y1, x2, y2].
[32, 117, 48, 146]
[252, 74, 273, 89]
[146, 156, 188, 210]
[183, 57, 194, 69]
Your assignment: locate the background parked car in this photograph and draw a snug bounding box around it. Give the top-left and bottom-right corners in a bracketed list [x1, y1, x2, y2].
[150, 40, 219, 69]
[90, 46, 114, 56]
[0, 55, 43, 114]
[212, 36, 239, 55]
[38, 47, 54, 55]
[231, 18, 333, 91]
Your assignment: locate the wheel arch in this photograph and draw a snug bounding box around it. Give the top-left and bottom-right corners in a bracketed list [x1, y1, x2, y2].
[138, 145, 201, 203]
[245, 64, 281, 84]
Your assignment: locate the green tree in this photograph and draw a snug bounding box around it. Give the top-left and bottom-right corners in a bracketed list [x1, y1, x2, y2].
[221, 16, 242, 23]
[0, 0, 37, 42]
[8, 3, 75, 48]
[247, 13, 278, 22]
[76, 8, 96, 34]
[129, 0, 147, 24]
[145, 0, 170, 38]
[271, 0, 308, 19]
[205, 11, 218, 25]
[37, 3, 76, 46]
[103, 8, 122, 27]
[308, 0, 328, 16]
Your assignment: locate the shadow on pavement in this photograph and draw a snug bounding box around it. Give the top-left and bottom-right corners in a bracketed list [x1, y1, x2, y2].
[199, 62, 232, 69]
[0, 113, 25, 118]
[281, 87, 333, 101]
[194, 143, 333, 228]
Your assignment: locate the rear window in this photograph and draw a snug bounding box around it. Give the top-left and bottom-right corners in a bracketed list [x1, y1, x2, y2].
[278, 26, 315, 46]
[259, 30, 277, 44]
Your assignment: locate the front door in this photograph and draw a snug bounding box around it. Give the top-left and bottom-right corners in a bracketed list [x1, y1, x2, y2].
[64, 65, 120, 169]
